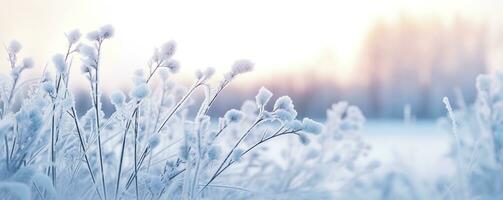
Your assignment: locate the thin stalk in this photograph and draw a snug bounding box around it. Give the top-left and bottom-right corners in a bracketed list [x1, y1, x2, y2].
[156, 80, 202, 134]
[157, 168, 187, 199]
[202, 80, 229, 116]
[202, 118, 263, 191]
[1, 52, 17, 119]
[134, 109, 140, 199]
[5, 75, 19, 112]
[50, 97, 56, 187]
[190, 121, 203, 199]
[125, 147, 149, 190]
[4, 135, 10, 171]
[9, 134, 16, 161]
[69, 107, 103, 200]
[114, 107, 136, 199]
[202, 127, 299, 193]
[93, 40, 108, 200]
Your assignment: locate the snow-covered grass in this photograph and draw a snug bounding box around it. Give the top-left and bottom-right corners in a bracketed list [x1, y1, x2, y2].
[363, 120, 452, 179]
[3, 24, 502, 200]
[343, 74, 503, 200]
[0, 26, 376, 200]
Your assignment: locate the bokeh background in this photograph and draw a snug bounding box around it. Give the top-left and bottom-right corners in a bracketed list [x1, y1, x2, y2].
[1, 0, 502, 119]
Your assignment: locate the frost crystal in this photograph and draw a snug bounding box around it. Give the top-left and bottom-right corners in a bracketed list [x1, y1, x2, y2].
[256, 87, 273, 107]
[274, 96, 293, 111]
[273, 96, 297, 119]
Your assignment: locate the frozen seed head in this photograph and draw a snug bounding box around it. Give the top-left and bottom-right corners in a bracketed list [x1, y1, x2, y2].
[241, 100, 258, 116]
[287, 120, 303, 130]
[86, 30, 101, 41]
[195, 69, 203, 80]
[347, 106, 364, 120]
[273, 96, 297, 119]
[99, 24, 114, 39]
[21, 58, 34, 69]
[226, 59, 253, 79]
[274, 96, 293, 111]
[8, 40, 22, 54]
[204, 67, 215, 79]
[131, 83, 150, 99]
[133, 69, 146, 84]
[41, 81, 55, 94]
[52, 54, 67, 73]
[78, 44, 97, 59]
[274, 109, 294, 122]
[160, 40, 177, 59]
[255, 87, 273, 107]
[207, 146, 222, 160]
[196, 67, 216, 81]
[164, 60, 180, 73]
[80, 65, 91, 73]
[302, 118, 323, 134]
[66, 29, 81, 44]
[10, 67, 21, 78]
[231, 149, 243, 162]
[110, 90, 126, 107]
[224, 109, 244, 124]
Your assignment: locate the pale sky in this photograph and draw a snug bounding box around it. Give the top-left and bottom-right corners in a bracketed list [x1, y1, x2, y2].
[0, 0, 499, 90]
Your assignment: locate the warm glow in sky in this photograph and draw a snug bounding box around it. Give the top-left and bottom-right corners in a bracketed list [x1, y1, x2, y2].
[0, 0, 498, 90]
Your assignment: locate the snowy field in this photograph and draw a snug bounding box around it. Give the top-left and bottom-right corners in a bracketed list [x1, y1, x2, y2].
[364, 120, 455, 179]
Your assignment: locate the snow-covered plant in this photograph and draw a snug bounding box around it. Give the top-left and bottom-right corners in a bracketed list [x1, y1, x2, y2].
[0, 26, 372, 199]
[349, 73, 503, 200]
[435, 74, 503, 200]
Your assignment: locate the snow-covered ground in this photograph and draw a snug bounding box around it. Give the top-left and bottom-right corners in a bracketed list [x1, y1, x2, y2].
[364, 120, 455, 179]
